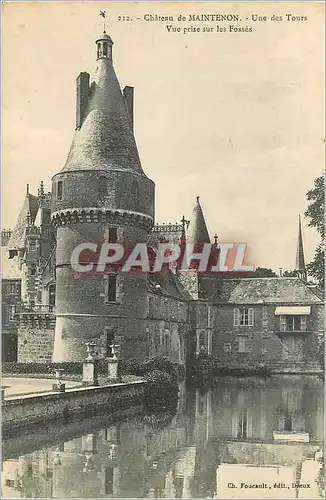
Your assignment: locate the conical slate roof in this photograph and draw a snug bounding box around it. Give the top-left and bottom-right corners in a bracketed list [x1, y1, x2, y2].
[296, 215, 306, 271]
[62, 52, 144, 175]
[187, 196, 211, 244]
[8, 192, 39, 250]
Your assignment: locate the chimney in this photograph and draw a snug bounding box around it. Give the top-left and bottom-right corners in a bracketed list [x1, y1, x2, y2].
[76, 72, 90, 130]
[123, 86, 134, 131]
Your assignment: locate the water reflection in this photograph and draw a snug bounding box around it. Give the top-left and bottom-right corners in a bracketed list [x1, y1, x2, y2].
[2, 376, 324, 499]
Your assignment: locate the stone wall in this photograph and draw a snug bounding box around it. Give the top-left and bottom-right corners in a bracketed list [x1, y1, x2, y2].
[146, 292, 190, 363]
[3, 380, 146, 436]
[2, 279, 21, 362]
[17, 313, 55, 363]
[211, 303, 324, 372]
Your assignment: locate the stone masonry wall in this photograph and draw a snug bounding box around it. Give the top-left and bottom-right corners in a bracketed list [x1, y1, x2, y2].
[18, 315, 55, 363]
[146, 292, 190, 363]
[3, 381, 146, 436]
[211, 303, 324, 372]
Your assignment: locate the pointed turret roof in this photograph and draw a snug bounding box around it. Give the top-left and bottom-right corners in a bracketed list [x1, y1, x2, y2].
[187, 196, 211, 244]
[296, 214, 306, 271]
[8, 188, 39, 250]
[62, 32, 144, 175]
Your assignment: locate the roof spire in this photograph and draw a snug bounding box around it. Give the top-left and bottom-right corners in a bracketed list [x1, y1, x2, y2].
[187, 196, 210, 245]
[61, 28, 144, 174]
[295, 214, 307, 281]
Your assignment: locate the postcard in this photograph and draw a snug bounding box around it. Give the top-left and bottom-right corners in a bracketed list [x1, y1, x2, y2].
[1, 2, 324, 499]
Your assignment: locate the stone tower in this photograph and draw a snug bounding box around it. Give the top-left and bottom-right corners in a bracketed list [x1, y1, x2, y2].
[51, 30, 155, 361]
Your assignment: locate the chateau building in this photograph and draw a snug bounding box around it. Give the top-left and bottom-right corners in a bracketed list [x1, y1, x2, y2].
[2, 30, 324, 372]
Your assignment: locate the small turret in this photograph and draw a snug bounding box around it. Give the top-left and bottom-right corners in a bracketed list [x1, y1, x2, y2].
[96, 31, 114, 61]
[187, 196, 211, 245]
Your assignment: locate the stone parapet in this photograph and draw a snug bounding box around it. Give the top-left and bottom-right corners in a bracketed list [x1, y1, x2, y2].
[2, 380, 146, 436]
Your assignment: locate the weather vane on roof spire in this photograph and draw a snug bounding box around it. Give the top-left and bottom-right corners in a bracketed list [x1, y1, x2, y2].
[99, 10, 106, 33]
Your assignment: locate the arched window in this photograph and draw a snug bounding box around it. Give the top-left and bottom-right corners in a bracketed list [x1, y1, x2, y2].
[131, 180, 139, 198]
[99, 176, 107, 197]
[57, 181, 63, 200]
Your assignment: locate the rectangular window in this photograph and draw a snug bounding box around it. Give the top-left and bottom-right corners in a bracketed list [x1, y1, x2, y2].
[300, 316, 307, 331]
[148, 297, 154, 317]
[99, 176, 107, 196]
[238, 409, 248, 438]
[224, 343, 232, 353]
[29, 239, 36, 250]
[280, 316, 286, 332]
[30, 265, 36, 276]
[109, 227, 118, 243]
[248, 308, 254, 326]
[234, 308, 240, 326]
[8, 305, 16, 321]
[107, 275, 117, 302]
[281, 315, 307, 332]
[57, 181, 63, 200]
[234, 307, 254, 326]
[7, 283, 16, 294]
[238, 336, 250, 353]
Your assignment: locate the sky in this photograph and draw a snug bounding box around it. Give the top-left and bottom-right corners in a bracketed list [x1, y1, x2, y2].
[2, 2, 325, 272]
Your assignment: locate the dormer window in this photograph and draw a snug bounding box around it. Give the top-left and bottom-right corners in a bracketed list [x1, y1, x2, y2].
[57, 181, 63, 200]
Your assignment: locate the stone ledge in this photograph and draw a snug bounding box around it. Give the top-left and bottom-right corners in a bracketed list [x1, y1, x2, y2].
[2, 380, 146, 436]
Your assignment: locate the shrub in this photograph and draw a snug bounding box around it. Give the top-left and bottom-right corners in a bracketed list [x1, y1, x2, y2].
[2, 356, 186, 383]
[120, 356, 185, 380]
[190, 353, 271, 384]
[2, 362, 84, 375]
[143, 369, 179, 409]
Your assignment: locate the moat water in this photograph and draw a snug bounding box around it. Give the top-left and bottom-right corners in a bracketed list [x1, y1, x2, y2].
[2, 376, 324, 499]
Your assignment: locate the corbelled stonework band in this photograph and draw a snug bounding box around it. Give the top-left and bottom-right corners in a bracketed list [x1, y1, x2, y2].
[51, 208, 154, 231]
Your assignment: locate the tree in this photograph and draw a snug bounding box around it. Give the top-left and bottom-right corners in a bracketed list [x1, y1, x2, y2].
[251, 267, 277, 278]
[304, 175, 325, 288]
[282, 270, 297, 277]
